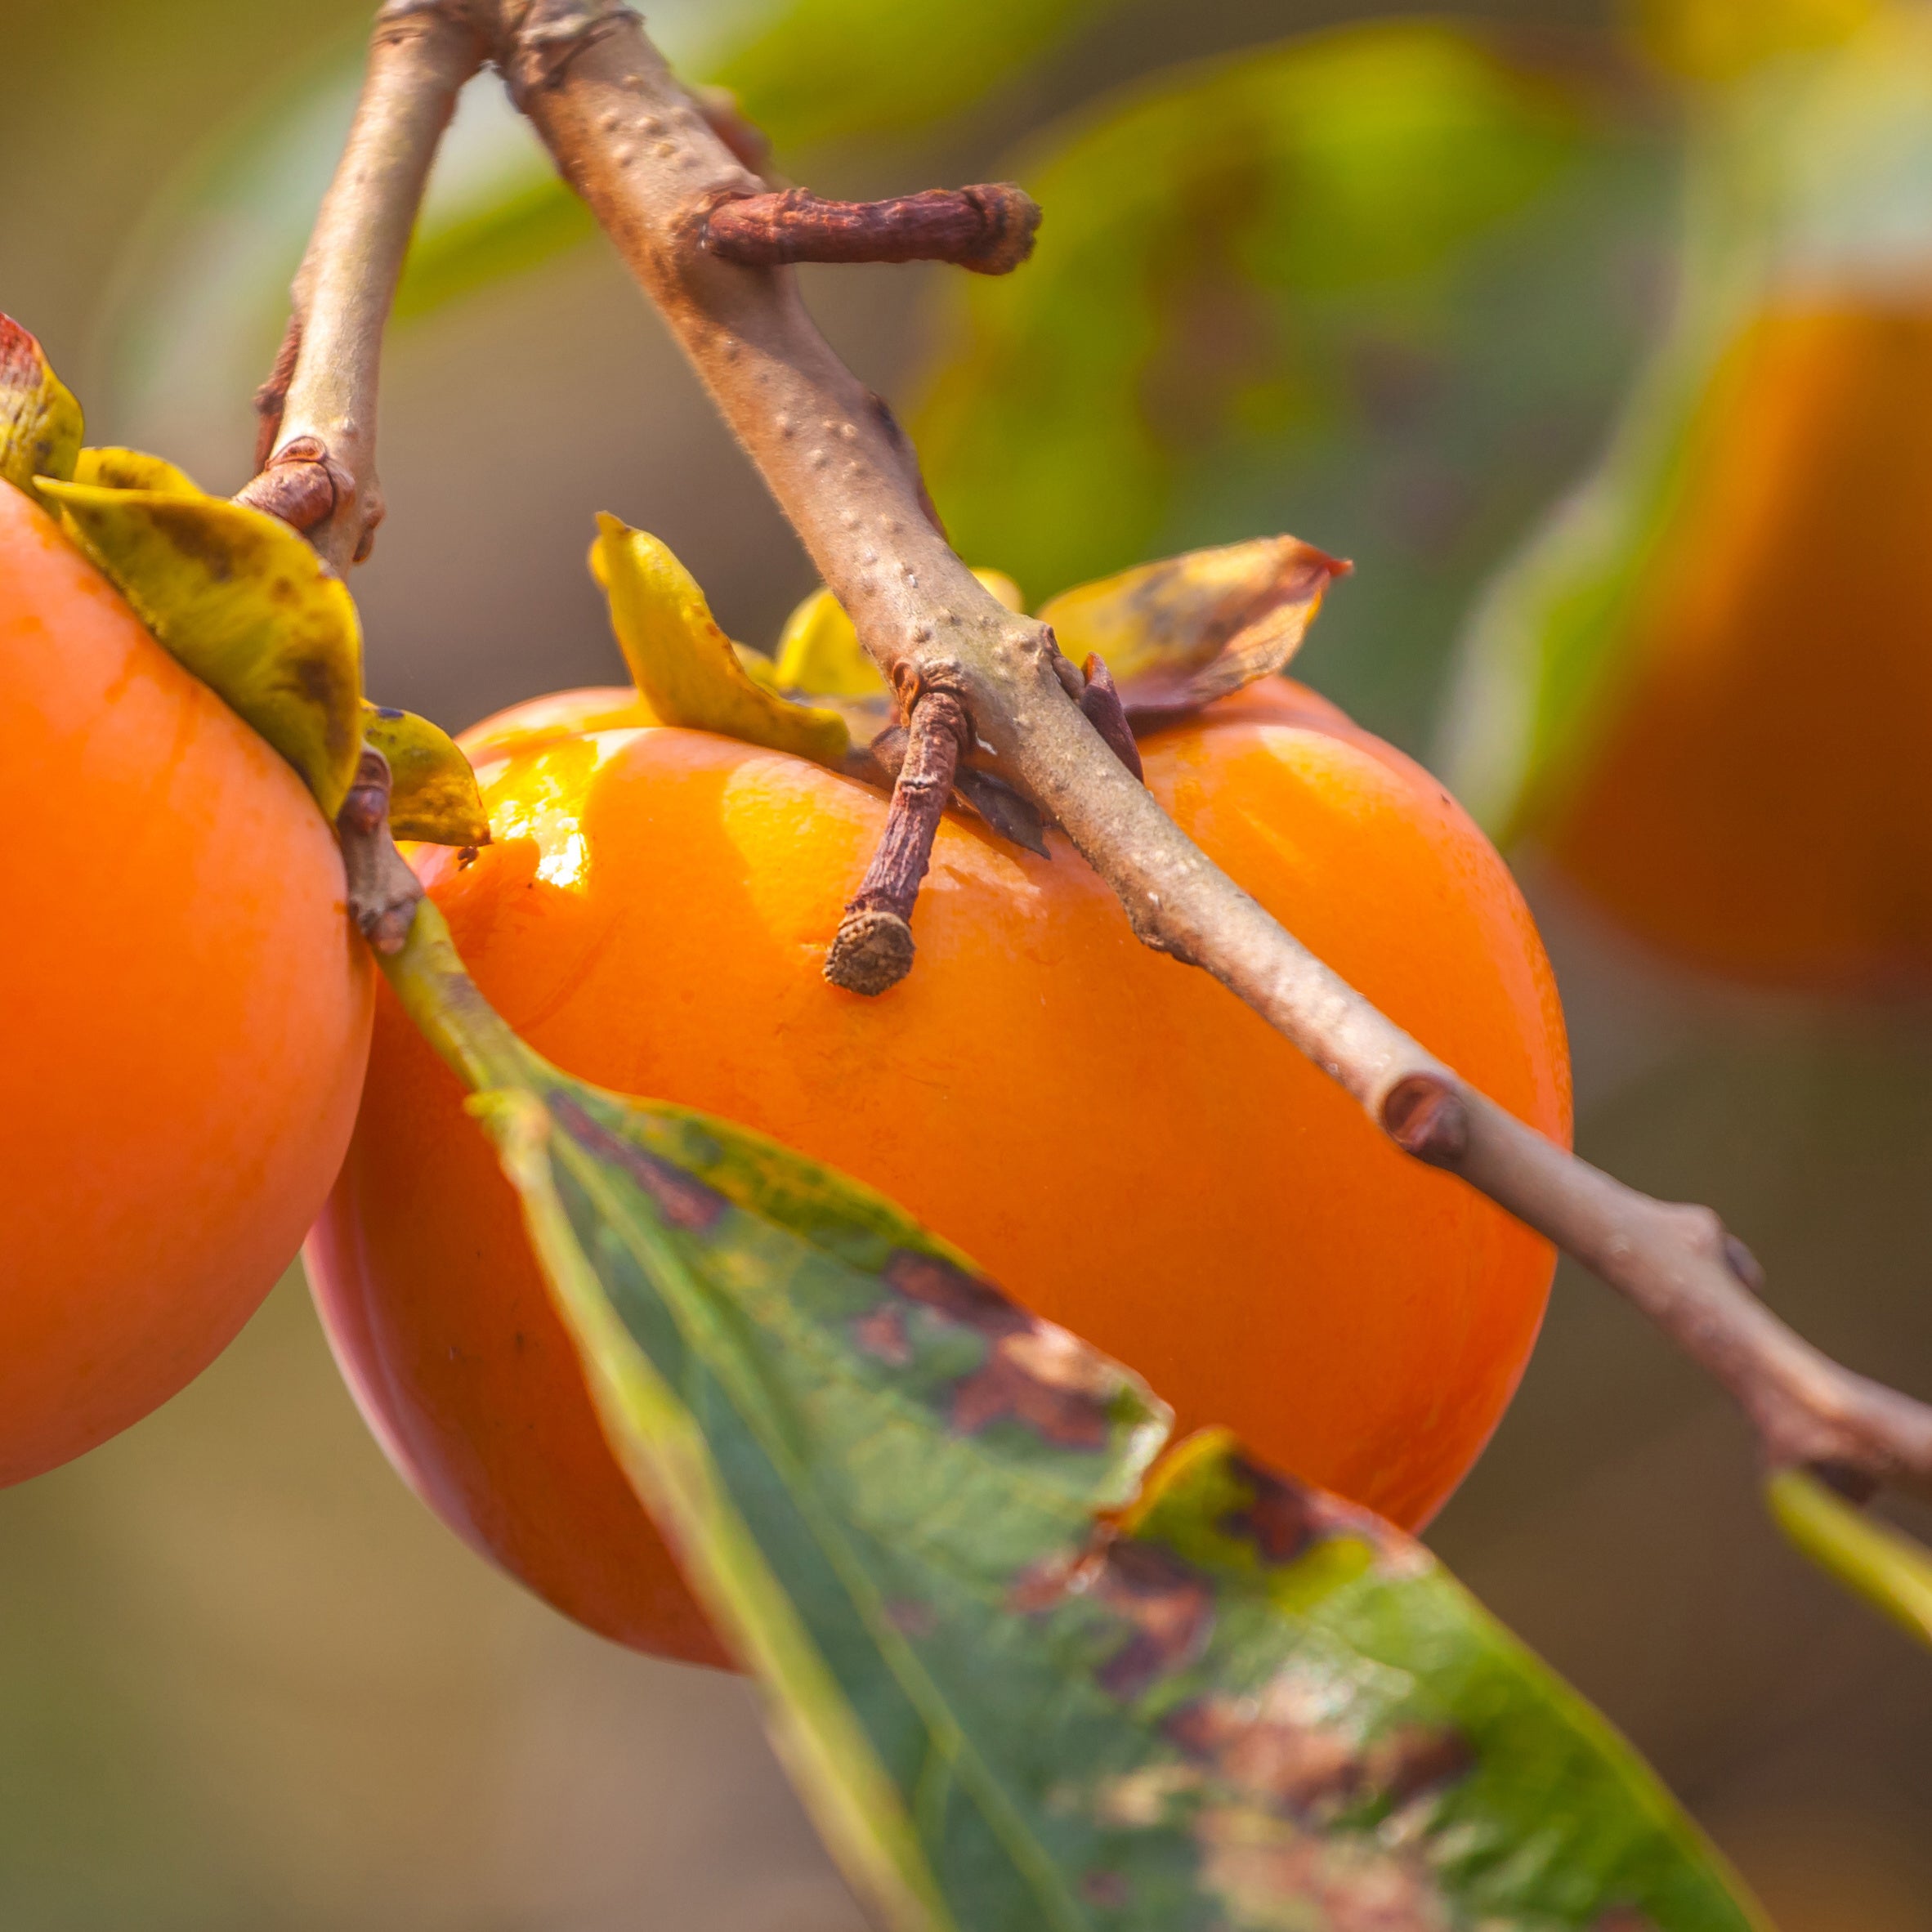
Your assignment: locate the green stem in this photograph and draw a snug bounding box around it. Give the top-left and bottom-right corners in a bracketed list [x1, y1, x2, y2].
[1766, 1469, 1932, 1650]
[378, 899, 536, 1095]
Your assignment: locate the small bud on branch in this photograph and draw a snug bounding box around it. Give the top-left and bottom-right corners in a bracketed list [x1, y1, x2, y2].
[703, 185, 1041, 275]
[1076, 655, 1144, 782]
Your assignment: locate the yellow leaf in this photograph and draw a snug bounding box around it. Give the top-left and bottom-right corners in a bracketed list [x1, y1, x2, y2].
[38, 481, 364, 818]
[363, 703, 491, 847]
[1039, 537, 1347, 722]
[0, 315, 82, 494]
[590, 514, 849, 768]
[74, 446, 203, 495]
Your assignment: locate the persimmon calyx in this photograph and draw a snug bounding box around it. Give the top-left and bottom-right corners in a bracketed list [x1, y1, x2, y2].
[1036, 536, 1350, 727]
[38, 473, 369, 821]
[589, 513, 851, 769]
[6, 324, 480, 848]
[363, 704, 492, 847]
[0, 315, 82, 494]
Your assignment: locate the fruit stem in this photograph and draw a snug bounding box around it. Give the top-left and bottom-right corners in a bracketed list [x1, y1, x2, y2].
[702, 186, 1040, 275]
[336, 749, 426, 955]
[381, 898, 537, 1096]
[824, 689, 971, 996]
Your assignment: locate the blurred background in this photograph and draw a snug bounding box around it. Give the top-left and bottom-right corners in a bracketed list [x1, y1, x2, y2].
[5, 0, 1932, 1924]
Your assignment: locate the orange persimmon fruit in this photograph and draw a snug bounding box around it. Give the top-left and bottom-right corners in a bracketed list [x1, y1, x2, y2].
[306, 673, 1570, 1667]
[1549, 305, 1932, 991]
[0, 478, 373, 1483]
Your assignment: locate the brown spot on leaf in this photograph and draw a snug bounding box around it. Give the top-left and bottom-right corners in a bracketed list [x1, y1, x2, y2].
[1594, 1912, 1661, 1932]
[1196, 1806, 1453, 1931]
[1088, 1542, 1216, 1699]
[551, 1095, 726, 1232]
[852, 1304, 913, 1366]
[1167, 1684, 1471, 1827]
[950, 1323, 1120, 1450]
[1216, 1449, 1400, 1570]
[1363, 1725, 1474, 1810]
[883, 1250, 1025, 1337]
[882, 1253, 1126, 1449]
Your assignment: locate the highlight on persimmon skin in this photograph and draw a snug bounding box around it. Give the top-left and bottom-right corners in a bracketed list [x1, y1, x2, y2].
[0, 478, 374, 1486]
[1549, 306, 1932, 994]
[306, 676, 1570, 1666]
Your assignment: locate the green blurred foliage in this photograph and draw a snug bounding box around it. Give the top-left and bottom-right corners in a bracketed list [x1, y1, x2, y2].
[914, 20, 1676, 752]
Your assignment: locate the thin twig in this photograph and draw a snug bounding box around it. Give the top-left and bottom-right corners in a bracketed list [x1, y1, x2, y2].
[237, 0, 489, 570]
[825, 689, 970, 995]
[704, 186, 1040, 274]
[497, 0, 1932, 1512]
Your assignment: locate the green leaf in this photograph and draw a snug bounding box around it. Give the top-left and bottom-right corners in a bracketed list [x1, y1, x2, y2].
[0, 315, 83, 493]
[715, 0, 1117, 150]
[1037, 538, 1348, 723]
[383, 901, 1768, 1932]
[591, 512, 851, 767]
[914, 21, 1676, 752]
[36, 478, 364, 819]
[362, 704, 491, 847]
[1438, 7, 1932, 837]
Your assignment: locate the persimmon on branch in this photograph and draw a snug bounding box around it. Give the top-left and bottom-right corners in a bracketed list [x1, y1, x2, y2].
[253, 0, 1932, 1635]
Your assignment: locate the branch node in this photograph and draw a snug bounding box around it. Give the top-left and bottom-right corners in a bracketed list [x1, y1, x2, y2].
[825, 689, 971, 996]
[703, 184, 1041, 275]
[338, 748, 425, 955]
[233, 434, 345, 535]
[1380, 1074, 1471, 1167]
[502, 0, 639, 109]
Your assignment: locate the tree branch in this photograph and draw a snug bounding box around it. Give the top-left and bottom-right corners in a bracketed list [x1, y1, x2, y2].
[494, 0, 1932, 1521]
[236, 0, 489, 570]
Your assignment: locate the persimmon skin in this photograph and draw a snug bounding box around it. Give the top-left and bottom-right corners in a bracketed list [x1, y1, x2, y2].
[0, 481, 373, 1484]
[306, 678, 1569, 1666]
[1552, 306, 1932, 992]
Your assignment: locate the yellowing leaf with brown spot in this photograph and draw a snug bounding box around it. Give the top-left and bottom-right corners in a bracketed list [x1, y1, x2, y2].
[38, 480, 364, 818]
[0, 315, 82, 494]
[1039, 537, 1348, 726]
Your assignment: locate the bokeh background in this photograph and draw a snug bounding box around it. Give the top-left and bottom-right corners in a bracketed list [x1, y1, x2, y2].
[4, 0, 1932, 1925]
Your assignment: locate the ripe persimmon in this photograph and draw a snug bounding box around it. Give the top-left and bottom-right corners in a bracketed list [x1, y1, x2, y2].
[306, 673, 1570, 1666]
[1546, 306, 1932, 992]
[1, 477, 374, 1483]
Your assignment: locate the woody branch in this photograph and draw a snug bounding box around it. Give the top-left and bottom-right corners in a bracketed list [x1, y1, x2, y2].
[237, 0, 490, 570]
[293, 0, 1932, 1535]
